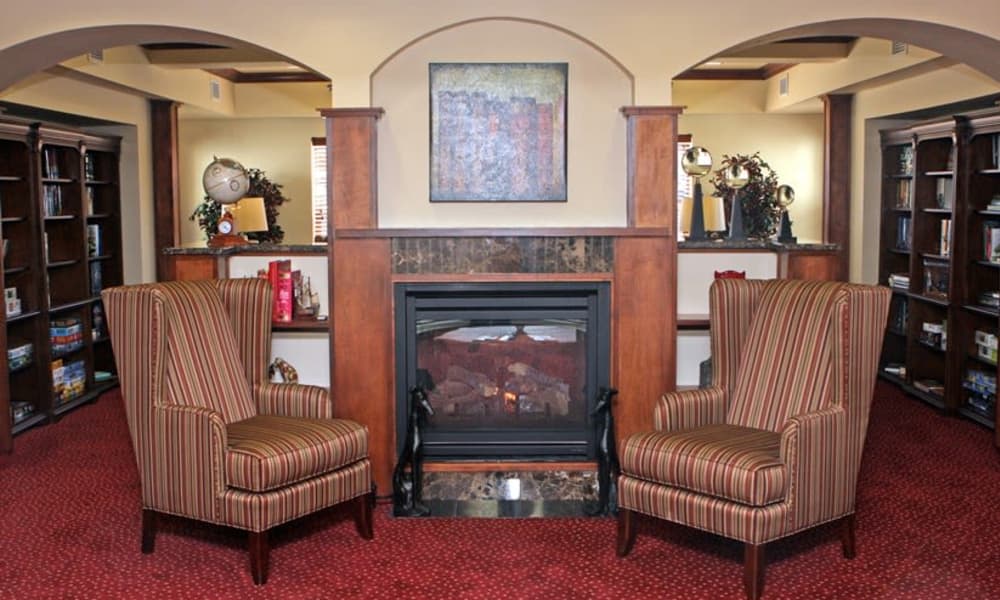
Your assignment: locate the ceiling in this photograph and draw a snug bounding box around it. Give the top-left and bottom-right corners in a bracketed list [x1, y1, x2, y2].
[675, 36, 858, 80]
[139, 43, 328, 84]
[138, 38, 860, 85]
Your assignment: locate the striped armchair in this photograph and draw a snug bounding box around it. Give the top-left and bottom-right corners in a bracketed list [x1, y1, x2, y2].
[617, 279, 890, 600]
[102, 279, 373, 585]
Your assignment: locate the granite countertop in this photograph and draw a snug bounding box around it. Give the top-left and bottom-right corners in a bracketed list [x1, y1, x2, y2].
[678, 239, 839, 251]
[163, 243, 327, 255]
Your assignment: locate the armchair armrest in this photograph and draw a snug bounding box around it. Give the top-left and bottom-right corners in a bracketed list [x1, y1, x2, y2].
[654, 385, 727, 432]
[254, 382, 332, 419]
[779, 406, 849, 528]
[150, 404, 227, 518]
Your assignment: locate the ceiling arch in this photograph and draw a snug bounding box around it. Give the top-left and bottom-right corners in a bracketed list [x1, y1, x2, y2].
[0, 25, 325, 93]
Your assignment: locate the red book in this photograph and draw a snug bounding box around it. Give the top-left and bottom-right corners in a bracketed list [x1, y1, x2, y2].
[273, 260, 293, 323]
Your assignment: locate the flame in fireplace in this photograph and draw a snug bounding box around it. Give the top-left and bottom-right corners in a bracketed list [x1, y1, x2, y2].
[503, 391, 518, 414]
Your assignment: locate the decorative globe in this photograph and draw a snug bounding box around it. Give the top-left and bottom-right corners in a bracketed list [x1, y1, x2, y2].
[723, 163, 750, 190]
[681, 146, 713, 178]
[775, 184, 795, 207]
[202, 158, 249, 205]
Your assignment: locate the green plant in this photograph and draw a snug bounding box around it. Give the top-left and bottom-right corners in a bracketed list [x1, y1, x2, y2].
[190, 166, 288, 243]
[710, 152, 781, 239]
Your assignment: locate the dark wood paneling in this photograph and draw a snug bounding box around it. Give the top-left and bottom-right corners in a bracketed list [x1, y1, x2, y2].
[150, 100, 180, 282]
[331, 238, 394, 491]
[621, 106, 682, 229]
[613, 237, 676, 444]
[167, 255, 221, 281]
[777, 250, 840, 280]
[822, 94, 852, 281]
[321, 108, 384, 231]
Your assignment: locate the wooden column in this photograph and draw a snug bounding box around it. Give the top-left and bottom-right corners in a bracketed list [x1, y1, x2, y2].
[822, 94, 852, 281]
[616, 106, 681, 441]
[321, 108, 392, 490]
[151, 100, 180, 281]
[621, 106, 683, 228]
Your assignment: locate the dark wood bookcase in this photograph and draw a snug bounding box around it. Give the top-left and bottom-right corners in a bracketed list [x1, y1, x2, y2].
[0, 118, 122, 453]
[879, 109, 1000, 446]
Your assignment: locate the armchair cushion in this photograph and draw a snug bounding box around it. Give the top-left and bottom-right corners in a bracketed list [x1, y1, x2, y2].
[621, 424, 785, 507]
[226, 416, 368, 493]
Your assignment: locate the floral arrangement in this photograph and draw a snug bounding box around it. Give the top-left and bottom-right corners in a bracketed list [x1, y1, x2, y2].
[710, 152, 781, 239]
[190, 166, 288, 243]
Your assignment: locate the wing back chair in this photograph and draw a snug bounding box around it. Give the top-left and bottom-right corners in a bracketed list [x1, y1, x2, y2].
[617, 279, 890, 600]
[102, 279, 374, 585]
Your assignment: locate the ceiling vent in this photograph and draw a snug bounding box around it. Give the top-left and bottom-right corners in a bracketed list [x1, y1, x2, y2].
[86, 49, 104, 64]
[891, 41, 909, 55]
[209, 79, 221, 101]
[779, 74, 790, 97]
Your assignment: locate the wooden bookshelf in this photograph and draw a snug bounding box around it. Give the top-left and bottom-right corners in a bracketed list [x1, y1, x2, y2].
[0, 118, 122, 452]
[878, 109, 1000, 446]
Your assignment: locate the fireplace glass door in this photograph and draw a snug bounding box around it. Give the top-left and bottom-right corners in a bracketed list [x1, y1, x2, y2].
[395, 283, 610, 459]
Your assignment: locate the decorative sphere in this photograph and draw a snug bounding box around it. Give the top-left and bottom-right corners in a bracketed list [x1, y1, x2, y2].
[724, 164, 750, 189]
[202, 158, 249, 205]
[681, 146, 713, 177]
[776, 184, 795, 207]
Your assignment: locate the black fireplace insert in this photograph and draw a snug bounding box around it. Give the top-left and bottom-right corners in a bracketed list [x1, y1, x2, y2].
[394, 282, 611, 460]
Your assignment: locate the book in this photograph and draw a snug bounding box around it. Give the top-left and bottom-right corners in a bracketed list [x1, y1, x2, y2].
[87, 224, 101, 257]
[939, 219, 952, 256]
[895, 179, 911, 209]
[268, 259, 293, 322]
[896, 216, 911, 250]
[984, 222, 1000, 262]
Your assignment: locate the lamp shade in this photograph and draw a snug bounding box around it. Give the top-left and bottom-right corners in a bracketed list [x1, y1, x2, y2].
[231, 196, 268, 234]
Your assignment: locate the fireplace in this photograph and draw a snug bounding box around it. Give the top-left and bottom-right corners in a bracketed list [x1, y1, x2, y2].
[394, 282, 611, 460]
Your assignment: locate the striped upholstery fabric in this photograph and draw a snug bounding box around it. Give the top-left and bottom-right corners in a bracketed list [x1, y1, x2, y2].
[621, 425, 785, 506]
[618, 279, 890, 545]
[102, 279, 371, 533]
[159, 280, 256, 423]
[726, 280, 842, 431]
[227, 415, 368, 492]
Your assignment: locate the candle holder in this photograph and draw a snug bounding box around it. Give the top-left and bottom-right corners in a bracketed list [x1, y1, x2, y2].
[724, 163, 750, 241]
[681, 146, 713, 241]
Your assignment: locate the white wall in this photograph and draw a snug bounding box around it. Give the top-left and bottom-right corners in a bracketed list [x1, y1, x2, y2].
[177, 117, 325, 245]
[373, 19, 631, 228]
[678, 113, 825, 242]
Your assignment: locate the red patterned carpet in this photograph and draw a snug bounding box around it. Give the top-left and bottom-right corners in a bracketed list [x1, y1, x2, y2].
[2, 383, 999, 599]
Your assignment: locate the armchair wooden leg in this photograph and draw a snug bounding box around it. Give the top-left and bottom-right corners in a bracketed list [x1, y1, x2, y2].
[616, 508, 637, 557]
[141, 509, 156, 554]
[354, 491, 375, 540]
[249, 530, 269, 585]
[744, 543, 765, 600]
[840, 513, 857, 559]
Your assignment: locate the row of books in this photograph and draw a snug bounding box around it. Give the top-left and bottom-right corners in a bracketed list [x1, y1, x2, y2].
[8, 342, 32, 371]
[257, 260, 322, 323]
[50, 318, 83, 355]
[888, 272, 910, 290]
[983, 221, 1000, 262]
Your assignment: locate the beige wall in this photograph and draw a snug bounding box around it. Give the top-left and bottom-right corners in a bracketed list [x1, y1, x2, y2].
[177, 117, 325, 245]
[0, 70, 154, 284]
[373, 19, 630, 228]
[678, 113, 825, 242]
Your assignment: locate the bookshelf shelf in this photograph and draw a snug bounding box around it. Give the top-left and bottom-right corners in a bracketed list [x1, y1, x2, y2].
[878, 111, 1000, 444]
[1, 119, 123, 453]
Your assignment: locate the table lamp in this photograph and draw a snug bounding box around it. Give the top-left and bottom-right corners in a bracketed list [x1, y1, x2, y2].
[230, 196, 269, 241]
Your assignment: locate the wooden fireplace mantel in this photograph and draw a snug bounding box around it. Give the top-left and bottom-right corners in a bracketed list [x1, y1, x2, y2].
[324, 106, 681, 493]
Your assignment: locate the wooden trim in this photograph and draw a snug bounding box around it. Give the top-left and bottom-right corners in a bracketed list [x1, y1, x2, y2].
[204, 68, 327, 84]
[822, 94, 852, 281]
[335, 227, 672, 239]
[318, 108, 385, 119]
[620, 106, 684, 117]
[424, 461, 597, 473]
[151, 100, 179, 282]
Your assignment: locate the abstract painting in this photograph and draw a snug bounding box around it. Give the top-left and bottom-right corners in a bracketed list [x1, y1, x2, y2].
[429, 62, 567, 202]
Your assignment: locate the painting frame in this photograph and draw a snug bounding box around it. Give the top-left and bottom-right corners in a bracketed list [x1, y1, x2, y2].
[429, 62, 568, 203]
